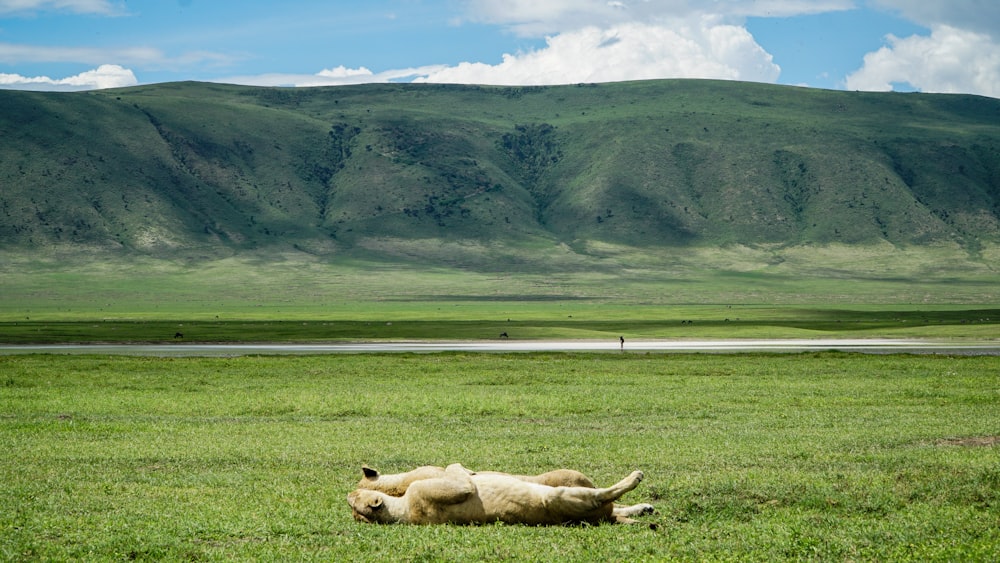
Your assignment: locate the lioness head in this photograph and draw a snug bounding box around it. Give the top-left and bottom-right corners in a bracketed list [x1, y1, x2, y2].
[347, 489, 388, 524]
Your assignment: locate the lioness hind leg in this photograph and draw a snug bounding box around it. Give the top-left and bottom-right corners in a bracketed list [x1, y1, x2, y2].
[547, 470, 645, 516]
[595, 470, 644, 503]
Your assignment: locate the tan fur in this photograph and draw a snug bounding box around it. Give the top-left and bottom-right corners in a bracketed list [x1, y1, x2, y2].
[357, 465, 594, 496]
[356, 464, 653, 522]
[348, 463, 646, 525]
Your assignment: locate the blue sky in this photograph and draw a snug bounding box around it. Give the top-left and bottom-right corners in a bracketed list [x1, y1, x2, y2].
[1, 1, 998, 97]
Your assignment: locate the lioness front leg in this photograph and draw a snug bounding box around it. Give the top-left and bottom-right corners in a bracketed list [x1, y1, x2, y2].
[613, 503, 655, 517]
[408, 463, 477, 505]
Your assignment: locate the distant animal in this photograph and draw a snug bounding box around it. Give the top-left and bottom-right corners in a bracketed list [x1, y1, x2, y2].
[348, 463, 649, 525]
[355, 465, 653, 523]
[499, 332, 508, 338]
[174, 332, 183, 339]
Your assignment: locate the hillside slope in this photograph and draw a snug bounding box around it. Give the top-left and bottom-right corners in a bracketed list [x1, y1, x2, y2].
[2, 80, 999, 268]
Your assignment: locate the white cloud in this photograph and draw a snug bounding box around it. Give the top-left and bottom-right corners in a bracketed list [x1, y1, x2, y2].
[315, 65, 375, 80]
[869, 0, 1000, 38]
[0, 42, 234, 71]
[842, 1, 1000, 98]
[460, 0, 853, 35]
[846, 25, 1000, 98]
[413, 19, 779, 85]
[0, 0, 123, 16]
[216, 65, 448, 88]
[411, 1, 857, 87]
[0, 63, 137, 90]
[0, 42, 154, 65]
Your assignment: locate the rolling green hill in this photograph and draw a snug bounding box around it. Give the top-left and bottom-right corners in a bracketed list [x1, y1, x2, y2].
[2, 79, 999, 283]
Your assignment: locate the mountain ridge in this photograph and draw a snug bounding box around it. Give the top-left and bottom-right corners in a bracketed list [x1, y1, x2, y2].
[2, 79, 999, 270]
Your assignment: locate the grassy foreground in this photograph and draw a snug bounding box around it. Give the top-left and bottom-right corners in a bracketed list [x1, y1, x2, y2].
[2, 352, 998, 561]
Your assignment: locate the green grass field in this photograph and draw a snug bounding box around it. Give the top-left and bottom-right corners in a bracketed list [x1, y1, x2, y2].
[1, 251, 998, 343]
[2, 352, 998, 561]
[2, 308, 999, 344]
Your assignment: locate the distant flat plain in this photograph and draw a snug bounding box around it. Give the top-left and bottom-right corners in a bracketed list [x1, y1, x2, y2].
[2, 338, 999, 356]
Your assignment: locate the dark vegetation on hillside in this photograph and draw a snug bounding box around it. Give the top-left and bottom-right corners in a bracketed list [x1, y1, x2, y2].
[2, 80, 999, 263]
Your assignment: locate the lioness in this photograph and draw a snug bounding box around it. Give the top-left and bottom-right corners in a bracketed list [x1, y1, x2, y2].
[347, 463, 646, 525]
[357, 464, 654, 522]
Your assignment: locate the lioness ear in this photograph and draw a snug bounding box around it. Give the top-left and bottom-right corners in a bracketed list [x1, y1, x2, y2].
[370, 497, 384, 510]
[362, 466, 379, 479]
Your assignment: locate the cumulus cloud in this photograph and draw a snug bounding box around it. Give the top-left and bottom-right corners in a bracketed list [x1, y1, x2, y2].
[405, 1, 860, 86]
[223, 3, 788, 89]
[414, 19, 779, 85]
[0, 64, 137, 91]
[217, 1, 832, 89]
[843, 1, 1000, 98]
[846, 25, 1000, 97]
[454, 0, 1000, 95]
